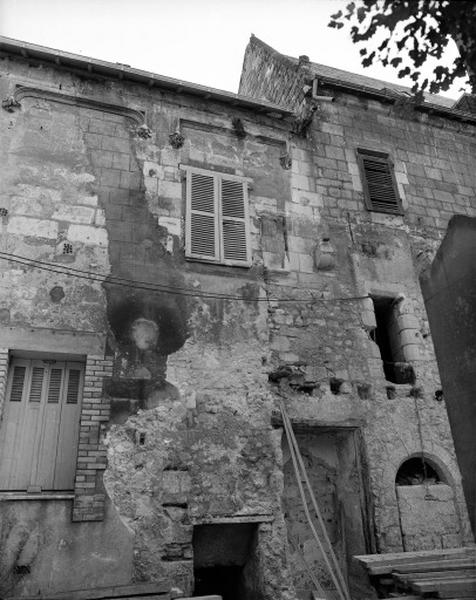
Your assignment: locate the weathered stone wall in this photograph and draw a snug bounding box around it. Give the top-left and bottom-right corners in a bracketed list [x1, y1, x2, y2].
[0, 35, 475, 600]
[396, 484, 463, 551]
[282, 430, 371, 600]
[239, 36, 475, 559]
[0, 499, 133, 595]
[0, 52, 293, 599]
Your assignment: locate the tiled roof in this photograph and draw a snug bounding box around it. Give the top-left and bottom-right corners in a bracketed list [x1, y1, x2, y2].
[248, 35, 461, 111]
[299, 58, 456, 109]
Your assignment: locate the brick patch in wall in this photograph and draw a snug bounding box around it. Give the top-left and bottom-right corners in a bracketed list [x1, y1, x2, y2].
[72, 355, 113, 522]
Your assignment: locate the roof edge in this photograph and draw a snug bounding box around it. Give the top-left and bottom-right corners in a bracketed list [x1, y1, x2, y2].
[0, 35, 293, 119]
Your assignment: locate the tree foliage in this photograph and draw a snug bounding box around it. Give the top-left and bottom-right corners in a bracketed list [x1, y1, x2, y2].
[328, 0, 476, 97]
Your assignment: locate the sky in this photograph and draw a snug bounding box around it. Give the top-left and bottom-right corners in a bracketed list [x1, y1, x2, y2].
[0, 0, 465, 99]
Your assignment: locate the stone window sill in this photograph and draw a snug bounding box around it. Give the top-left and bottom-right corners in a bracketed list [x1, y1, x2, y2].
[0, 491, 74, 501]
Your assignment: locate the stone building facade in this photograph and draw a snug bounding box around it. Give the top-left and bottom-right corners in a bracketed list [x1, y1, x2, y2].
[0, 34, 474, 600]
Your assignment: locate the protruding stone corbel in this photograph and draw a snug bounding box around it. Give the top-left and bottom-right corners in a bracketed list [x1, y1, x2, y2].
[169, 131, 185, 149]
[2, 96, 21, 113]
[293, 78, 334, 136]
[169, 118, 185, 149]
[231, 117, 246, 139]
[136, 123, 152, 139]
[292, 98, 318, 137]
[279, 140, 292, 170]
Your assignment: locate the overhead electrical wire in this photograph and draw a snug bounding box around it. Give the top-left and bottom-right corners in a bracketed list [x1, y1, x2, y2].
[0, 250, 369, 305]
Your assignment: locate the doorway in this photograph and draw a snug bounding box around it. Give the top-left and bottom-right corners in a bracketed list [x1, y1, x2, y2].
[192, 523, 259, 600]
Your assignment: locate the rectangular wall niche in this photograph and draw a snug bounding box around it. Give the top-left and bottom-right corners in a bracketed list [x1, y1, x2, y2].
[282, 428, 370, 600]
[192, 523, 258, 600]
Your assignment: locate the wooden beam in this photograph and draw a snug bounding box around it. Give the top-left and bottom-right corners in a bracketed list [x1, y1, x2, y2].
[394, 569, 476, 584]
[355, 547, 476, 576]
[412, 576, 476, 595]
[9, 581, 170, 600]
[392, 558, 476, 575]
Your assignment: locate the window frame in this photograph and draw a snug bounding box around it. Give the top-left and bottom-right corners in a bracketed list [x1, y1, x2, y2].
[182, 165, 252, 267]
[356, 148, 403, 215]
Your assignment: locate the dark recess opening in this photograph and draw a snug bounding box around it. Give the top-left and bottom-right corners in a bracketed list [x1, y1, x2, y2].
[396, 457, 443, 486]
[194, 566, 242, 600]
[371, 296, 415, 384]
[193, 523, 258, 600]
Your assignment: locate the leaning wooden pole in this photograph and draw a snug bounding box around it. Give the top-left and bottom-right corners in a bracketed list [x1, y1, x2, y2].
[281, 405, 352, 600]
[280, 401, 350, 600]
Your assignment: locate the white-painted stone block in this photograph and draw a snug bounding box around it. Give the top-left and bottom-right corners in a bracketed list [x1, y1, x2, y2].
[351, 174, 363, 192]
[158, 180, 182, 199]
[298, 253, 314, 273]
[144, 176, 158, 194]
[399, 329, 420, 346]
[68, 224, 108, 246]
[95, 210, 106, 227]
[79, 195, 99, 207]
[158, 216, 181, 237]
[7, 216, 58, 239]
[402, 343, 420, 361]
[52, 205, 95, 225]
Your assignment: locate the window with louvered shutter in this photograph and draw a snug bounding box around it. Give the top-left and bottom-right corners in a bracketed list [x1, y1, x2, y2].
[188, 172, 218, 261]
[357, 149, 403, 215]
[185, 167, 251, 266]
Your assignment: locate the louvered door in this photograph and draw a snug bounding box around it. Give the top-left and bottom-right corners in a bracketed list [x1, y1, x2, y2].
[357, 149, 402, 214]
[0, 359, 84, 491]
[220, 178, 250, 265]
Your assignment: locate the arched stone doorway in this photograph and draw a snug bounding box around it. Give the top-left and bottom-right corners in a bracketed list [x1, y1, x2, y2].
[395, 454, 463, 551]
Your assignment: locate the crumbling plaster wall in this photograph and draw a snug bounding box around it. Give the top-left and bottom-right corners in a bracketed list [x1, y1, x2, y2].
[0, 59, 131, 595]
[0, 54, 296, 600]
[240, 36, 475, 554]
[1, 39, 475, 599]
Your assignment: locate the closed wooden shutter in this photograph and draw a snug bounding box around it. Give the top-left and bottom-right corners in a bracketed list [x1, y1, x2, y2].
[357, 149, 402, 214]
[54, 363, 83, 489]
[220, 179, 250, 265]
[9, 365, 26, 401]
[0, 358, 84, 491]
[186, 171, 218, 260]
[184, 167, 251, 266]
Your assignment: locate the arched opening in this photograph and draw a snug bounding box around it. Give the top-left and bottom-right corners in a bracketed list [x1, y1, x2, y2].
[395, 456, 444, 486]
[394, 455, 461, 552]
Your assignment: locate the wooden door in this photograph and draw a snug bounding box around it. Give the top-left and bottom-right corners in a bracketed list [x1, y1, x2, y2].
[0, 358, 84, 491]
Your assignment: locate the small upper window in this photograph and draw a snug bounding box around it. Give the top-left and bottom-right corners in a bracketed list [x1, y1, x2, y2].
[183, 166, 251, 267]
[357, 149, 402, 215]
[370, 296, 415, 384]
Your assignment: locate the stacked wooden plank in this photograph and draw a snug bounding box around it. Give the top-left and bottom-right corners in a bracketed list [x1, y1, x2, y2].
[7, 582, 224, 600]
[8, 581, 171, 600]
[354, 546, 476, 599]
